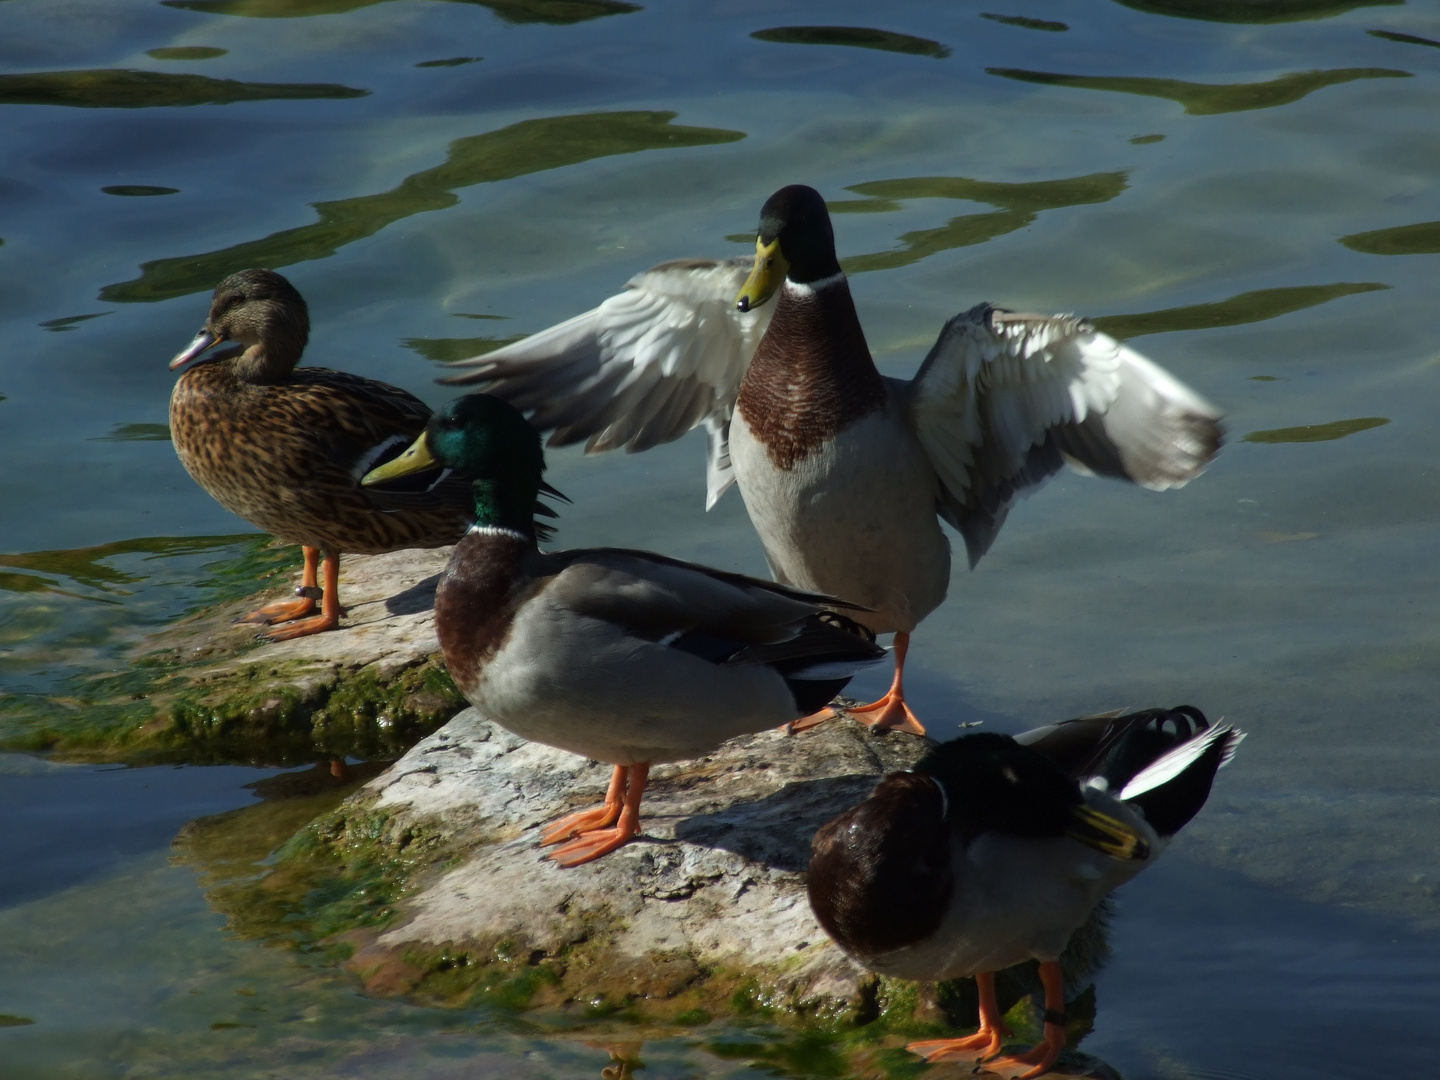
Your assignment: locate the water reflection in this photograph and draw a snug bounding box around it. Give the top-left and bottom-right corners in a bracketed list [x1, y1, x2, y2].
[987, 66, 1411, 115]
[1243, 417, 1390, 444]
[833, 172, 1128, 274]
[1341, 220, 1440, 256]
[1112, 0, 1400, 23]
[417, 56, 482, 67]
[750, 25, 952, 59]
[99, 111, 745, 303]
[162, 0, 641, 26]
[1091, 282, 1388, 339]
[0, 69, 367, 109]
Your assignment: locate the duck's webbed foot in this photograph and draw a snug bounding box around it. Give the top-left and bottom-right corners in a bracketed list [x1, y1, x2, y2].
[541, 764, 649, 868]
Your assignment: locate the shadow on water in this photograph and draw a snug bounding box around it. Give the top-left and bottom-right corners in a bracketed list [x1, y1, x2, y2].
[0, 70, 367, 108]
[750, 26, 952, 59]
[987, 66, 1411, 115]
[832, 172, 1129, 275]
[1341, 220, 1440, 255]
[1091, 282, 1389, 339]
[1111, 0, 1401, 23]
[162, 0, 642, 26]
[99, 111, 745, 304]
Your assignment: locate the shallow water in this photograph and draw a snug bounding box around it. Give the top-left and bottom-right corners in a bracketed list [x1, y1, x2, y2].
[3, 0, 1440, 1075]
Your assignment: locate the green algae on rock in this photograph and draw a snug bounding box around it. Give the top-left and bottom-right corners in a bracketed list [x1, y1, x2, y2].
[172, 707, 1118, 1078]
[0, 544, 466, 765]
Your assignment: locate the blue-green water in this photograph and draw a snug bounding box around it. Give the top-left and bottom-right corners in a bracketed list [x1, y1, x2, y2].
[3, 0, 1440, 1075]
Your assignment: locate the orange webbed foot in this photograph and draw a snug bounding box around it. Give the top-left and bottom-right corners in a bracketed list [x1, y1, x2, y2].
[546, 822, 639, 867]
[979, 1033, 1063, 1079]
[843, 691, 926, 736]
[257, 611, 340, 641]
[785, 706, 840, 734]
[541, 802, 622, 846]
[236, 596, 317, 627]
[906, 1022, 1008, 1064]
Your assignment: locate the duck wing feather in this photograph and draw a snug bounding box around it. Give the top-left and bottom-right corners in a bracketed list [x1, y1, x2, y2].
[904, 304, 1224, 566]
[438, 258, 770, 509]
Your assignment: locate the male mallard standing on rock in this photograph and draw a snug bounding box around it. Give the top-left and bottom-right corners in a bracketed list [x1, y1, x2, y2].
[362, 393, 886, 867]
[168, 269, 482, 640]
[440, 185, 1224, 735]
[808, 706, 1243, 1079]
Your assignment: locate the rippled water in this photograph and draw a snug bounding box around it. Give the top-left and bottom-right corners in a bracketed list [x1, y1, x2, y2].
[3, 0, 1440, 1076]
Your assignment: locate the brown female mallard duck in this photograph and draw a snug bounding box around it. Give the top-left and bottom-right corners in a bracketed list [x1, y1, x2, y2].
[168, 268, 478, 640]
[440, 185, 1224, 735]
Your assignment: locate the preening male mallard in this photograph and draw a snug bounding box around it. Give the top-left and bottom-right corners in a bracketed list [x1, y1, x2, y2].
[440, 185, 1224, 735]
[362, 393, 885, 867]
[808, 706, 1243, 1079]
[168, 269, 483, 640]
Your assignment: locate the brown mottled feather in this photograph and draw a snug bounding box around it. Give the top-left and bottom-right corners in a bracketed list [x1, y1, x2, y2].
[736, 280, 885, 469]
[168, 269, 473, 556]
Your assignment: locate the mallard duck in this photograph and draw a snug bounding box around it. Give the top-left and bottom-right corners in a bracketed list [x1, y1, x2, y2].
[808, 706, 1243, 1079]
[361, 393, 886, 867]
[440, 185, 1224, 735]
[168, 268, 479, 640]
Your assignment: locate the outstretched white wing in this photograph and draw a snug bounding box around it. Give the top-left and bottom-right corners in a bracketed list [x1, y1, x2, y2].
[440, 257, 770, 509]
[905, 303, 1223, 566]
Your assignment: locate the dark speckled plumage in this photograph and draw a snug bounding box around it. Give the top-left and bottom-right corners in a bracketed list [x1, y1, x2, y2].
[168, 269, 473, 557]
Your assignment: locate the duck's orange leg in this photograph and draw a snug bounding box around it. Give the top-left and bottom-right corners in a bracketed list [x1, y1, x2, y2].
[540, 765, 627, 845]
[840, 631, 925, 735]
[907, 970, 1010, 1063]
[981, 960, 1068, 1079]
[237, 545, 321, 626]
[546, 763, 649, 868]
[259, 552, 342, 641]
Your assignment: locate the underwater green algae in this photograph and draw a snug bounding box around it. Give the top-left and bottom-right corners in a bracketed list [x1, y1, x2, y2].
[1367, 29, 1440, 49]
[0, 69, 367, 108]
[980, 13, 1068, 32]
[100, 111, 745, 303]
[831, 172, 1128, 275]
[93, 423, 172, 441]
[986, 66, 1411, 115]
[102, 184, 180, 196]
[750, 26, 952, 59]
[403, 335, 525, 363]
[1244, 417, 1390, 444]
[162, 0, 641, 26]
[1113, 0, 1400, 23]
[1091, 282, 1388, 339]
[146, 46, 229, 60]
[1341, 220, 1440, 256]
